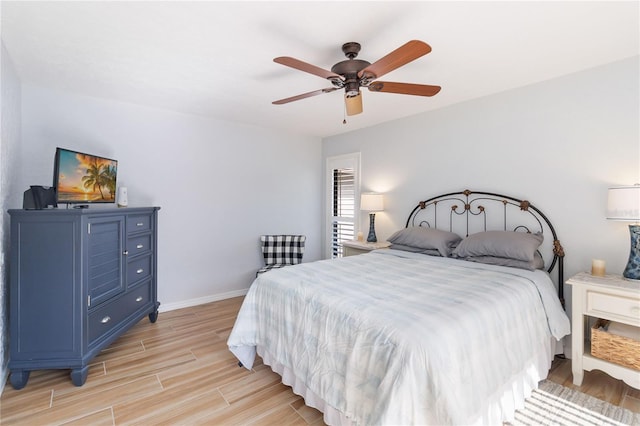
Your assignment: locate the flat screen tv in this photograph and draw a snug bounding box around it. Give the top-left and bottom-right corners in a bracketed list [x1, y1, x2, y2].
[53, 147, 118, 205]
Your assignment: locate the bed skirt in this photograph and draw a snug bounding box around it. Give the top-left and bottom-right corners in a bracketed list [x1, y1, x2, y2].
[253, 336, 563, 426]
[258, 345, 354, 426]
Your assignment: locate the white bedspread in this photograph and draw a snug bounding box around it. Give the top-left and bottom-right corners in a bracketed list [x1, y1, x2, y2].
[228, 250, 570, 425]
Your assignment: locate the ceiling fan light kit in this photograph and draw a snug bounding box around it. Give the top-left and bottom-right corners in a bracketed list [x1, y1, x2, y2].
[273, 40, 441, 116]
[345, 92, 363, 116]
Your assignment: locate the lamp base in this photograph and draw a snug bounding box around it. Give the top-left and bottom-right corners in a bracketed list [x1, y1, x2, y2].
[367, 213, 377, 243]
[622, 224, 640, 280]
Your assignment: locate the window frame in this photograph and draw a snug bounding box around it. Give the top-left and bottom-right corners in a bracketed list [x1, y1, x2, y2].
[325, 153, 361, 259]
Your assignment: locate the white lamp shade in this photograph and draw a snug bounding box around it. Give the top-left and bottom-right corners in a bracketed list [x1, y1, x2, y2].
[361, 193, 384, 212]
[606, 185, 640, 220]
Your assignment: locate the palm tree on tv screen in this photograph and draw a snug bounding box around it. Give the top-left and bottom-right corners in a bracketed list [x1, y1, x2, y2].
[81, 159, 117, 201]
[82, 161, 106, 200]
[104, 165, 116, 199]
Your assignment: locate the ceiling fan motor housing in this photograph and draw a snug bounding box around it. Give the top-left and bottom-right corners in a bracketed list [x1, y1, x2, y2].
[328, 42, 370, 96]
[330, 59, 371, 77]
[331, 59, 370, 95]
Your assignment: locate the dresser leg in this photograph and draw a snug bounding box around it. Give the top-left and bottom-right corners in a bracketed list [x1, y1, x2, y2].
[148, 302, 160, 323]
[9, 369, 30, 390]
[70, 366, 89, 386]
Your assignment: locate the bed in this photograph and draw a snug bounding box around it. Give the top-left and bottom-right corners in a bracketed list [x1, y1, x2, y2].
[227, 190, 571, 425]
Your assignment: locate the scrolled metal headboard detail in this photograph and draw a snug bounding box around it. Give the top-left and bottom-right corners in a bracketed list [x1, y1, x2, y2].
[405, 189, 565, 306]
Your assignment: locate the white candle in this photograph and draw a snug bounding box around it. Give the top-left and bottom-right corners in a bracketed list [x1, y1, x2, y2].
[357, 231, 364, 242]
[591, 259, 606, 277]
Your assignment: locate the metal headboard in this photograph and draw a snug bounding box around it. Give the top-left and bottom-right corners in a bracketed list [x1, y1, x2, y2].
[405, 190, 565, 306]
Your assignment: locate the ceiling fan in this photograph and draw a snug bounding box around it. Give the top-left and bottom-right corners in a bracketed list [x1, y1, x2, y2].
[272, 40, 441, 116]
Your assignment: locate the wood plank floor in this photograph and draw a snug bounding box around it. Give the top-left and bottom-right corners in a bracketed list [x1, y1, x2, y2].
[1, 296, 638, 425]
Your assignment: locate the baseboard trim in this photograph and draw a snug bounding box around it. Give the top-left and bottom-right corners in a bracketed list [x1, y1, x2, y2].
[159, 289, 249, 312]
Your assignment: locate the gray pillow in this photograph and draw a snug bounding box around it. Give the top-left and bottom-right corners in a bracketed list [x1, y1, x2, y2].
[462, 252, 545, 271]
[452, 231, 544, 262]
[389, 244, 442, 256]
[387, 227, 462, 257]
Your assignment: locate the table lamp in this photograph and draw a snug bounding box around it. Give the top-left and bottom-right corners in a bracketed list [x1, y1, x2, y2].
[361, 193, 384, 243]
[606, 184, 640, 280]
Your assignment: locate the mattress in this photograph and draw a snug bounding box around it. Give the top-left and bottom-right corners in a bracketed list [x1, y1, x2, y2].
[228, 250, 570, 425]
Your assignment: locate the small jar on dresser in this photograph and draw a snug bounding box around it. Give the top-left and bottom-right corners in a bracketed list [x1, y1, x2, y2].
[566, 272, 640, 390]
[342, 240, 391, 257]
[8, 206, 161, 389]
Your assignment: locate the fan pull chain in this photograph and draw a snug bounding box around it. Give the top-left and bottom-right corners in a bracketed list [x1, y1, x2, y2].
[343, 102, 347, 124]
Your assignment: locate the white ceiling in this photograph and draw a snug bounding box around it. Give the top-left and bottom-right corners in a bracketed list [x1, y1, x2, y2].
[2, 1, 638, 138]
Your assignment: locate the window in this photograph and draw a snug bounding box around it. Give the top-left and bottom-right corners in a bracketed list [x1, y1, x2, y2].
[326, 153, 360, 258]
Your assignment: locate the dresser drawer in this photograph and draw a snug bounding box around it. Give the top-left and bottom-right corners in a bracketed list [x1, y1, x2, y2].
[127, 234, 152, 256]
[586, 289, 640, 326]
[127, 254, 152, 285]
[88, 282, 151, 345]
[127, 214, 153, 234]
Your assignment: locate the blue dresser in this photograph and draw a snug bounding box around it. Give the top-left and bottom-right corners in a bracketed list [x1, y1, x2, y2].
[8, 207, 160, 389]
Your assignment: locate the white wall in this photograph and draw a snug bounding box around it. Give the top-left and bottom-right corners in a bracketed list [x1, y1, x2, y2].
[322, 57, 640, 308]
[18, 86, 323, 309]
[1, 42, 23, 394]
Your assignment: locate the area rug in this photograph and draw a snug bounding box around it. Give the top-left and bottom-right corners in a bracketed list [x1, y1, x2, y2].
[508, 380, 640, 425]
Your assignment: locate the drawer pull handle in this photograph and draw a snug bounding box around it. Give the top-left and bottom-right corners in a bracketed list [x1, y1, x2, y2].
[136, 222, 144, 227]
[123, 250, 129, 256]
[136, 268, 144, 274]
[136, 244, 144, 249]
[135, 296, 143, 302]
[101, 316, 111, 324]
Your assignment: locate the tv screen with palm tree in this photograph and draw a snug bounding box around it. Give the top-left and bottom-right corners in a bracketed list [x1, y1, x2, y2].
[53, 147, 118, 204]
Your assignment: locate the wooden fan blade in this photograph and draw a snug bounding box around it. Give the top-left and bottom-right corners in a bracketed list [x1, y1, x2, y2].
[274, 57, 343, 81]
[358, 40, 432, 79]
[368, 81, 441, 97]
[272, 87, 338, 105]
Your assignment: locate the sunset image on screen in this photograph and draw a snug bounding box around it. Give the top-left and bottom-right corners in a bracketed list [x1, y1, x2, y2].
[57, 151, 117, 202]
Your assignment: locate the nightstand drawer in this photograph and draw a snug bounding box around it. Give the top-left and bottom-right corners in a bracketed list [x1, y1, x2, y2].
[586, 289, 640, 326]
[344, 246, 369, 257]
[342, 240, 390, 257]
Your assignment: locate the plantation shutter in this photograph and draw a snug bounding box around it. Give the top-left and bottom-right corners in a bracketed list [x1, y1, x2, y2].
[331, 168, 355, 258]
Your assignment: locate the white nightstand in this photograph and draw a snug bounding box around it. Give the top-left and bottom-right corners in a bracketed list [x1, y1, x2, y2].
[342, 240, 391, 257]
[566, 272, 640, 389]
